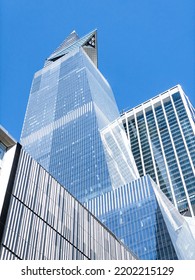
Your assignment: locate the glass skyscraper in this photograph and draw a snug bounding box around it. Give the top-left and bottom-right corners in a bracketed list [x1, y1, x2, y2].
[121, 85, 195, 216]
[18, 30, 195, 259]
[20, 30, 139, 203]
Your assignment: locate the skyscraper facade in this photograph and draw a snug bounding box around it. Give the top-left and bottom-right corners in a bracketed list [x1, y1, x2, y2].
[120, 85, 195, 216]
[20, 30, 139, 203]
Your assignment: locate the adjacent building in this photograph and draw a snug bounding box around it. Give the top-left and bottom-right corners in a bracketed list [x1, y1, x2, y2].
[121, 85, 195, 216]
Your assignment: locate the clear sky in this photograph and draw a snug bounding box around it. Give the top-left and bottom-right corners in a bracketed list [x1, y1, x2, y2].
[0, 0, 194, 141]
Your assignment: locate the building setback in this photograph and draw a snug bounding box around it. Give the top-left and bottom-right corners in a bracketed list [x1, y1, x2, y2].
[121, 85, 195, 216]
[86, 174, 195, 260]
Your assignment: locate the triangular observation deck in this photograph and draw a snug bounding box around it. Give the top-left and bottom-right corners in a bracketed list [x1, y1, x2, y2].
[45, 29, 97, 67]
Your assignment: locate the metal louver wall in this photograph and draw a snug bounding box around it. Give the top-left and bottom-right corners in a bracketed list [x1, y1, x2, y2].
[0, 148, 137, 260]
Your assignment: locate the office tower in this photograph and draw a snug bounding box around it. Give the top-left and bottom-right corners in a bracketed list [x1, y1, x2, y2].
[20, 30, 139, 203]
[0, 127, 137, 260]
[121, 85, 195, 216]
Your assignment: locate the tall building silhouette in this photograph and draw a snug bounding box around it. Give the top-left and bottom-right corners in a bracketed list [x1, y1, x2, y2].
[15, 30, 195, 259]
[20, 30, 139, 203]
[121, 85, 195, 216]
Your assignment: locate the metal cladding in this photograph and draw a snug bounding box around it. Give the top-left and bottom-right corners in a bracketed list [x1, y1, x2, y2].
[0, 148, 137, 260]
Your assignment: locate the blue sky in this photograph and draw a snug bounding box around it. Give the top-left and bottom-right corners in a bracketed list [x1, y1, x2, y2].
[0, 0, 194, 141]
